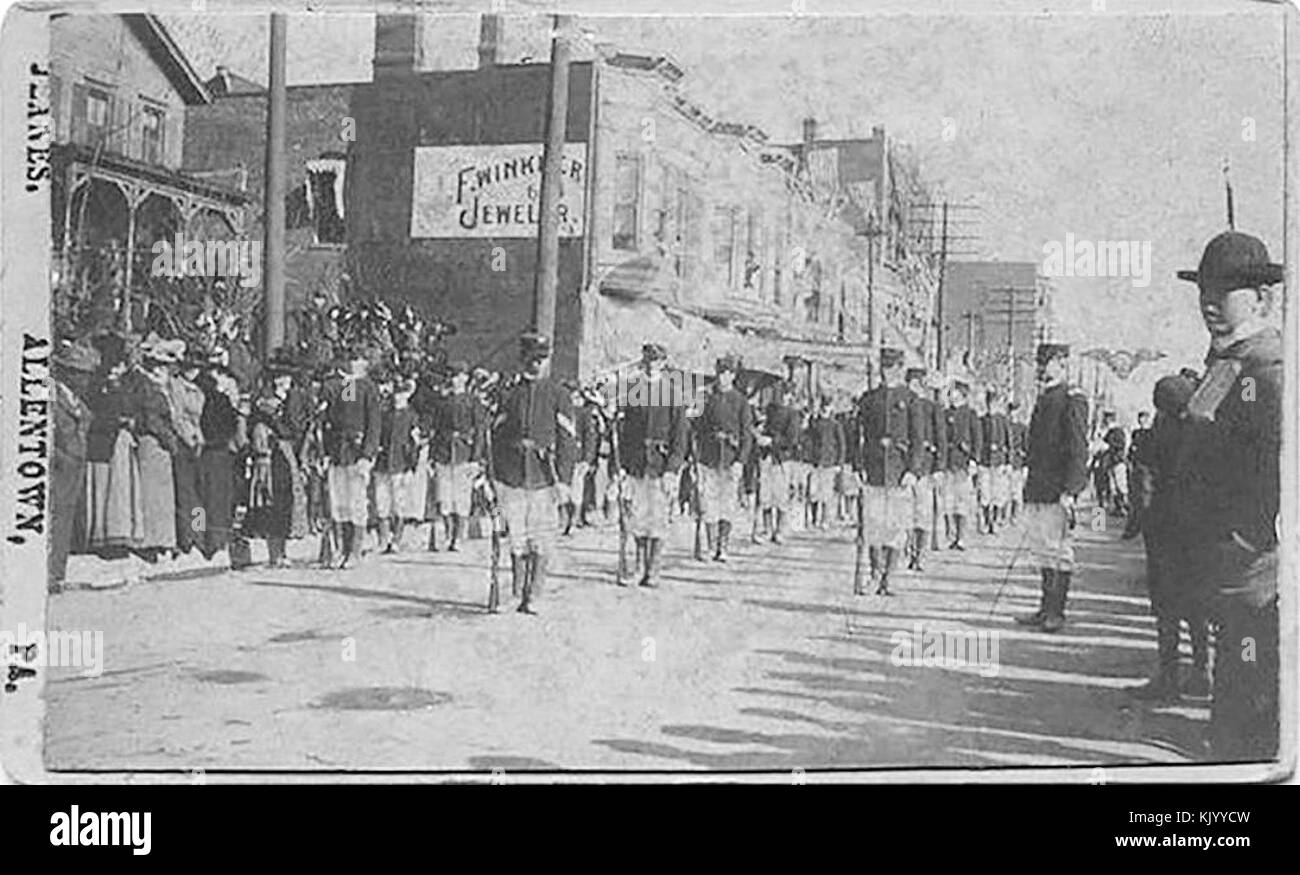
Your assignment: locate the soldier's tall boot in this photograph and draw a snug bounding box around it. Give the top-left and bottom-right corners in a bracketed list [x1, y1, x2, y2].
[518, 550, 544, 614]
[377, 519, 392, 554]
[448, 513, 461, 551]
[912, 528, 927, 572]
[1041, 570, 1071, 633]
[268, 537, 288, 568]
[1131, 615, 1180, 701]
[1016, 567, 1053, 627]
[772, 510, 785, 544]
[641, 538, 662, 588]
[704, 522, 718, 562]
[318, 523, 336, 568]
[562, 503, 575, 537]
[487, 561, 501, 614]
[510, 552, 525, 597]
[877, 546, 897, 596]
[868, 546, 880, 589]
[717, 520, 731, 562]
[338, 522, 357, 569]
[427, 515, 440, 552]
[950, 514, 966, 550]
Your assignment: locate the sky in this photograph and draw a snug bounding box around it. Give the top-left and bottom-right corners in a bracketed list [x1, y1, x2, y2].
[159, 0, 1291, 414]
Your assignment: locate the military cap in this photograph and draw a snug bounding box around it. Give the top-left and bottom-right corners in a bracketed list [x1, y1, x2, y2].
[879, 347, 905, 369]
[1036, 342, 1069, 365]
[1177, 231, 1284, 295]
[642, 342, 668, 362]
[715, 353, 740, 373]
[519, 331, 551, 358]
[905, 367, 927, 383]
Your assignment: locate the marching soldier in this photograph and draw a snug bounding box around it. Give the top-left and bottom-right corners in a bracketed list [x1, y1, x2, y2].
[1175, 230, 1282, 760]
[904, 367, 945, 571]
[430, 361, 484, 552]
[694, 354, 753, 562]
[618, 342, 688, 587]
[855, 348, 913, 595]
[1015, 343, 1089, 633]
[979, 390, 1012, 534]
[941, 380, 981, 550]
[490, 332, 575, 613]
[320, 346, 382, 569]
[805, 394, 845, 531]
[1007, 402, 1028, 524]
[758, 381, 802, 544]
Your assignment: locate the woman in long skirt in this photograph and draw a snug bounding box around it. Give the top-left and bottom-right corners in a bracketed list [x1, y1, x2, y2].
[197, 367, 242, 559]
[123, 338, 184, 560]
[84, 360, 142, 555]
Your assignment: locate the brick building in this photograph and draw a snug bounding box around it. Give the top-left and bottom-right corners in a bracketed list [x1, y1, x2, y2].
[183, 13, 938, 396]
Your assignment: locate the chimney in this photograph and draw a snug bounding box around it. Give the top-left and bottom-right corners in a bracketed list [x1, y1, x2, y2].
[802, 117, 817, 144]
[374, 14, 422, 78]
[478, 14, 502, 69]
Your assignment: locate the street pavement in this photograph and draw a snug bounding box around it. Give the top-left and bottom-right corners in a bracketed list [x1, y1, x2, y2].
[44, 503, 1211, 774]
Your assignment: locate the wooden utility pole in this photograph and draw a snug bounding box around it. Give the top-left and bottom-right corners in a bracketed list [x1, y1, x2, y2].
[533, 14, 574, 345]
[263, 13, 287, 357]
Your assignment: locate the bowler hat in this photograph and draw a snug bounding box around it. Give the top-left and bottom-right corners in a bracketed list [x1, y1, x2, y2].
[716, 353, 740, 373]
[1153, 374, 1195, 416]
[879, 347, 904, 369]
[1177, 231, 1284, 295]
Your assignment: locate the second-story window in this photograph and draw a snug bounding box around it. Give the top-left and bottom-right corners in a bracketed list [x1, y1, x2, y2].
[712, 206, 735, 286]
[613, 153, 641, 251]
[305, 156, 346, 246]
[140, 104, 165, 165]
[72, 82, 114, 150]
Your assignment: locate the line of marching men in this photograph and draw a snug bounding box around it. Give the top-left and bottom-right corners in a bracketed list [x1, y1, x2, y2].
[482, 335, 1040, 612]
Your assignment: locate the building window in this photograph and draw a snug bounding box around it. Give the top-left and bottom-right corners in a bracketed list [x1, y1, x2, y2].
[712, 206, 735, 286]
[613, 153, 641, 251]
[305, 156, 346, 246]
[72, 82, 114, 150]
[744, 210, 763, 293]
[140, 104, 165, 165]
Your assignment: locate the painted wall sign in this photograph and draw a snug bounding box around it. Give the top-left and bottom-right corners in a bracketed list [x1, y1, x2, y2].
[411, 143, 587, 238]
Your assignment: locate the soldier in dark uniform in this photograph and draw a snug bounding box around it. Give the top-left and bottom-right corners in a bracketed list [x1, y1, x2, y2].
[855, 348, 913, 595]
[904, 367, 944, 571]
[1007, 402, 1028, 524]
[941, 380, 981, 550]
[1175, 230, 1282, 760]
[978, 390, 1012, 534]
[759, 381, 802, 544]
[805, 394, 845, 531]
[1122, 410, 1153, 539]
[246, 349, 311, 568]
[490, 332, 575, 613]
[430, 361, 484, 551]
[617, 342, 687, 587]
[320, 346, 382, 569]
[694, 354, 753, 561]
[1129, 373, 1211, 701]
[1015, 343, 1089, 633]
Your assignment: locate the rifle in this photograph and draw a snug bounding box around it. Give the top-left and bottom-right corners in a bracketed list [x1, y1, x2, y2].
[690, 430, 704, 561]
[851, 406, 867, 595]
[479, 388, 504, 613]
[607, 404, 630, 585]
